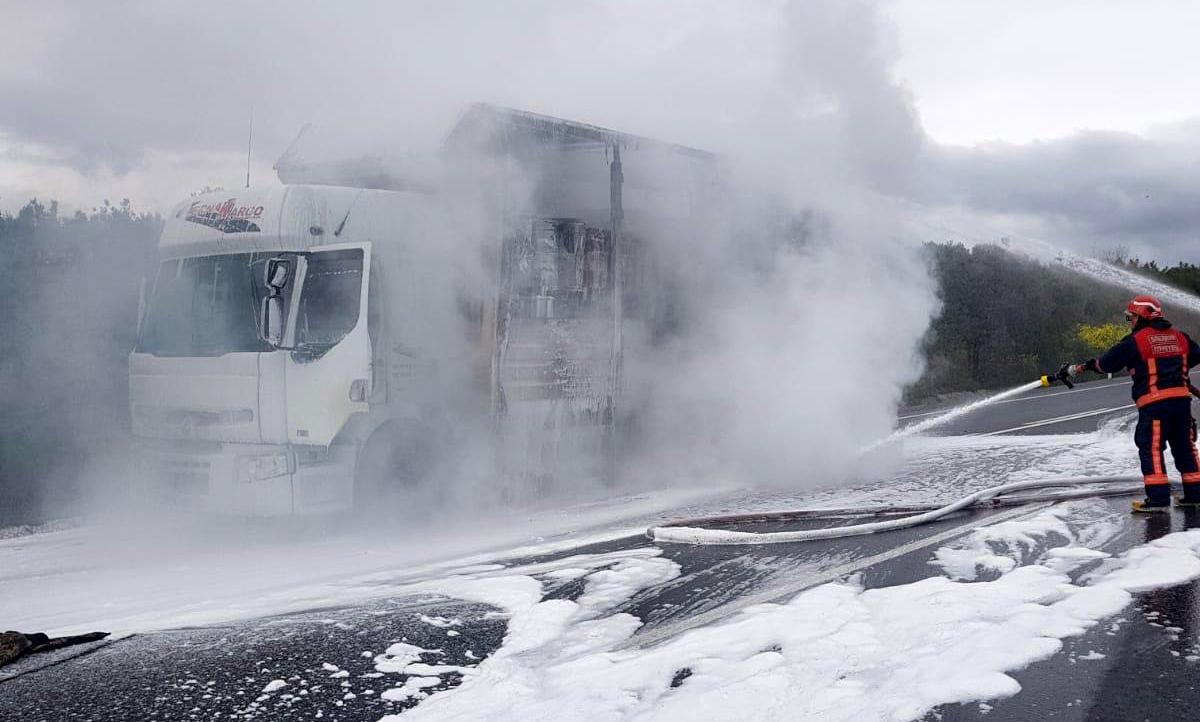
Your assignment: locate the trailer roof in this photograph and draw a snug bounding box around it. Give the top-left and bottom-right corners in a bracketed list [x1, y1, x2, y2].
[274, 104, 722, 190]
[443, 103, 720, 161]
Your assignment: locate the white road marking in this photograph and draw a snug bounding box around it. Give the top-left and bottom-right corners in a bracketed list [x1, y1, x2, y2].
[975, 405, 1135, 436]
[897, 409, 951, 420]
[898, 380, 1129, 420]
[623, 502, 1050, 651]
[990, 380, 1129, 405]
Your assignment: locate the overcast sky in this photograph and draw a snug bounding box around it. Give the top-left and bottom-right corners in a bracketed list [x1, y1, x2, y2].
[3, 0, 1198, 261]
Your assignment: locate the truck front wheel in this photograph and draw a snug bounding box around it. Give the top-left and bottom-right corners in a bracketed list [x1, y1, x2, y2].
[353, 422, 437, 518]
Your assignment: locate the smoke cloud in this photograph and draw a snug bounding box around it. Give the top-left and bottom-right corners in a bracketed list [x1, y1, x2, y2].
[2, 0, 946, 528]
[327, 0, 942, 498]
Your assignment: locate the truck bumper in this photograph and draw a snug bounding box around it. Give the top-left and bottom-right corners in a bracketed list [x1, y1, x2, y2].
[135, 438, 356, 516]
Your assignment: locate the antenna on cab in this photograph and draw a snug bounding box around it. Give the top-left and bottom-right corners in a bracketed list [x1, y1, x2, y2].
[245, 105, 254, 189]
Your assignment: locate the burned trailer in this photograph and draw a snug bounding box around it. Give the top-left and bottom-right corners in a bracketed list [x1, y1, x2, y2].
[275, 105, 725, 496]
[460, 107, 723, 484]
[129, 105, 724, 514]
[441, 105, 722, 418]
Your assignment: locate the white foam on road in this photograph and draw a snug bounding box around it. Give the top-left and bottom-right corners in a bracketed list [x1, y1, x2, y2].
[0, 419, 1150, 641]
[260, 679, 287, 694]
[387, 515, 1200, 722]
[0, 486, 720, 637]
[1, 397, 1191, 720]
[876, 419, 1140, 506]
[932, 498, 1123, 580]
[376, 553, 681, 713]
[0, 386, 1152, 640]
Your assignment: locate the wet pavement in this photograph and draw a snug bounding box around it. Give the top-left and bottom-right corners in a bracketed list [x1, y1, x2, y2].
[0, 504, 1034, 721]
[931, 504, 1200, 722]
[1, 597, 504, 722]
[2, 375, 1192, 720]
[900, 377, 1137, 436]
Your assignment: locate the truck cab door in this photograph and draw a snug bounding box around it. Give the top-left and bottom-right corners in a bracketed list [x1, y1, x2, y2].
[367, 260, 387, 404]
[283, 242, 373, 446]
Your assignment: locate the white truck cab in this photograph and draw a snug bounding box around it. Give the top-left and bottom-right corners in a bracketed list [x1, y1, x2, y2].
[131, 185, 422, 514]
[130, 182, 624, 515]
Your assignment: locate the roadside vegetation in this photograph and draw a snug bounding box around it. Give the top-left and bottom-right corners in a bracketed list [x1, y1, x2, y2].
[0, 195, 1196, 522]
[912, 242, 1200, 400]
[0, 199, 160, 524]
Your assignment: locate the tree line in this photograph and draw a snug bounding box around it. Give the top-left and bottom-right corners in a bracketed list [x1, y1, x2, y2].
[911, 242, 1200, 400]
[1, 194, 1198, 523]
[1110, 254, 1200, 298]
[0, 199, 161, 524]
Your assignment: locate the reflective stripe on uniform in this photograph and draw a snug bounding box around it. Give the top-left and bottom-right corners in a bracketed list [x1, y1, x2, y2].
[1152, 419, 1164, 478]
[1191, 418, 1200, 471]
[1135, 386, 1193, 408]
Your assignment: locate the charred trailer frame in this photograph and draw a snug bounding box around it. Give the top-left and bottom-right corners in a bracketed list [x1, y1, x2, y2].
[129, 105, 722, 514]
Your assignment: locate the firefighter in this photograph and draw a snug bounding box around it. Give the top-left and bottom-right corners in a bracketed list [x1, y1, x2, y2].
[1066, 295, 1200, 512]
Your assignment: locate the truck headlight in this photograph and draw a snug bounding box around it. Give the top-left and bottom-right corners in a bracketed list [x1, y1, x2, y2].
[236, 451, 294, 483]
[293, 445, 329, 466]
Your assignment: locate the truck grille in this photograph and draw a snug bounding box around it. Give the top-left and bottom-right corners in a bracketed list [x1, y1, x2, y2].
[143, 453, 211, 504]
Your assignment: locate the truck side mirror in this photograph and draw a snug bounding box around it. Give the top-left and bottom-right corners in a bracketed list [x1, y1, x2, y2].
[260, 295, 284, 346]
[258, 256, 292, 347]
[266, 258, 291, 290]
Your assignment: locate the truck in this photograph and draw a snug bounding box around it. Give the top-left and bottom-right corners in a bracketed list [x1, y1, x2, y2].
[129, 105, 721, 515]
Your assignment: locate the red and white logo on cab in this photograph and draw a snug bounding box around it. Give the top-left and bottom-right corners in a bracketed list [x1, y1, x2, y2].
[184, 198, 265, 234]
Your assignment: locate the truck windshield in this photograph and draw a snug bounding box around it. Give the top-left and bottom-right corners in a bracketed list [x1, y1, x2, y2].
[137, 249, 363, 358]
[138, 252, 281, 357]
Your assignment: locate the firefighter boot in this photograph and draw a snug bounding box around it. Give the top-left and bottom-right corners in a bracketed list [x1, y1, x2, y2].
[1175, 494, 1200, 508]
[1134, 484, 1172, 513]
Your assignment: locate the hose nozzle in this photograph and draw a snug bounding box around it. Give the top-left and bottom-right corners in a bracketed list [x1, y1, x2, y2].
[1042, 364, 1075, 390]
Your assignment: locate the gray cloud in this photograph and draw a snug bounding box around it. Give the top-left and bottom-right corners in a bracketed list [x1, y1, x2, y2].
[6, 0, 1196, 269]
[1, 2, 499, 174]
[0, 1, 923, 189]
[916, 124, 1200, 262]
[0, 0, 944, 494]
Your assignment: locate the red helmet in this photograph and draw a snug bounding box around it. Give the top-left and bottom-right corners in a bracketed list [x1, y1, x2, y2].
[1126, 295, 1164, 321]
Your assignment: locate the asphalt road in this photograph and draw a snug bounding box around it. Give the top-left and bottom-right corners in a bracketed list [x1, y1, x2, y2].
[0, 504, 1031, 722]
[900, 377, 1138, 436]
[910, 376, 1200, 721]
[930, 502, 1200, 722]
[1, 598, 506, 721]
[4, 374, 1195, 721]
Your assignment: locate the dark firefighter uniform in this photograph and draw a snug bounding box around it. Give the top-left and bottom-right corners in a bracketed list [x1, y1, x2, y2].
[1076, 306, 1200, 509]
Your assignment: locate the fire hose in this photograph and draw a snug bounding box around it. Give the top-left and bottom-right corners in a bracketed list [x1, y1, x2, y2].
[651, 368, 1180, 546]
[648, 475, 1142, 545]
